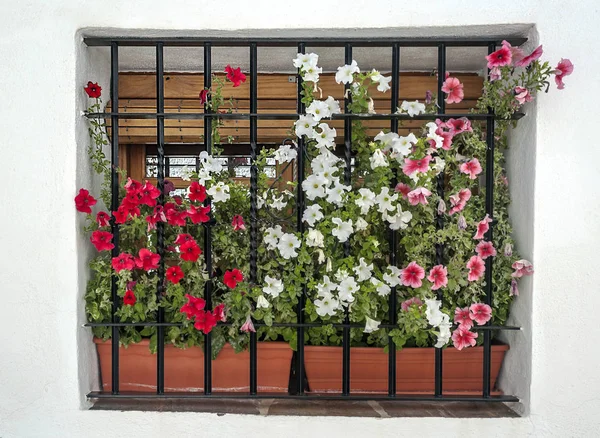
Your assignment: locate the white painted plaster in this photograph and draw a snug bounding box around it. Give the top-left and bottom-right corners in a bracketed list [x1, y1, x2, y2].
[0, 1, 599, 437]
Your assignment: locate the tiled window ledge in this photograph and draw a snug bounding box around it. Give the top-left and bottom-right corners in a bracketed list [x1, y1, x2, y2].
[91, 398, 520, 418]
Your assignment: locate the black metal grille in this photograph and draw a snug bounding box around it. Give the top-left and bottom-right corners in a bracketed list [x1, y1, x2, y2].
[84, 36, 526, 403]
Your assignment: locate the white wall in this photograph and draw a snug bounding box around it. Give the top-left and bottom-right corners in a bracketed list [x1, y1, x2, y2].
[0, 1, 599, 437]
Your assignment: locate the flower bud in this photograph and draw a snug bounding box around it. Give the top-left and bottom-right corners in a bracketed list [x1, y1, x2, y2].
[504, 243, 513, 257]
[437, 199, 446, 214]
[458, 215, 467, 230]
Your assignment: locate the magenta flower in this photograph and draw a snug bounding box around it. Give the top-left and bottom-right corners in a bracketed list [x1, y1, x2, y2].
[452, 326, 478, 350]
[554, 58, 574, 90]
[485, 46, 512, 69]
[427, 265, 448, 290]
[449, 188, 472, 215]
[394, 182, 411, 199]
[466, 255, 485, 282]
[402, 155, 432, 177]
[510, 279, 519, 296]
[400, 261, 426, 288]
[460, 158, 483, 180]
[515, 45, 543, 68]
[476, 241, 497, 259]
[445, 117, 472, 135]
[240, 315, 256, 333]
[512, 259, 534, 278]
[407, 187, 432, 206]
[425, 90, 433, 104]
[454, 307, 473, 329]
[441, 77, 464, 104]
[514, 86, 533, 105]
[232, 215, 246, 231]
[401, 297, 423, 312]
[474, 214, 493, 240]
[469, 303, 492, 325]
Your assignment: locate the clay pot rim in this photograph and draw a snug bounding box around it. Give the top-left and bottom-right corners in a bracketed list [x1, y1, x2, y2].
[93, 337, 293, 351]
[303, 343, 509, 353]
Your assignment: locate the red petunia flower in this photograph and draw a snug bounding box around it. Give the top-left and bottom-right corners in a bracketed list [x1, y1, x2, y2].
[135, 248, 161, 271]
[194, 310, 218, 334]
[180, 294, 206, 319]
[213, 303, 227, 322]
[485, 46, 512, 69]
[96, 211, 111, 227]
[175, 233, 195, 246]
[146, 205, 167, 231]
[223, 269, 244, 289]
[139, 181, 161, 207]
[166, 265, 185, 284]
[113, 206, 129, 224]
[199, 89, 209, 105]
[165, 204, 188, 226]
[90, 230, 115, 252]
[124, 177, 142, 193]
[84, 81, 102, 98]
[224, 65, 247, 87]
[188, 182, 207, 203]
[75, 188, 97, 214]
[232, 215, 246, 231]
[187, 205, 211, 224]
[122, 191, 140, 209]
[123, 290, 136, 306]
[180, 240, 202, 262]
[112, 252, 136, 273]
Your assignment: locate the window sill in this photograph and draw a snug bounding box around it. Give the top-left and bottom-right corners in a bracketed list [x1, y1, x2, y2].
[90, 398, 520, 418]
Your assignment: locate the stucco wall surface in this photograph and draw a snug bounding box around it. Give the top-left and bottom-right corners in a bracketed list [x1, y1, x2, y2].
[0, 1, 598, 437]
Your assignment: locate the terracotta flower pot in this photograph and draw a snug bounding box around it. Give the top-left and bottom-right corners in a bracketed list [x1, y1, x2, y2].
[94, 338, 293, 393]
[304, 344, 509, 394]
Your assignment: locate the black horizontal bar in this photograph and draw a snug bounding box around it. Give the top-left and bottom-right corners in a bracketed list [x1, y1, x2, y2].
[87, 391, 519, 403]
[85, 322, 520, 330]
[85, 112, 524, 121]
[83, 37, 527, 48]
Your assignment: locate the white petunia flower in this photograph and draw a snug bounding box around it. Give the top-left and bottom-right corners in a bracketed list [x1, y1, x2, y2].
[337, 276, 359, 303]
[270, 195, 287, 211]
[199, 151, 224, 174]
[370, 69, 392, 93]
[335, 60, 360, 84]
[375, 131, 399, 152]
[306, 100, 331, 122]
[314, 294, 340, 317]
[434, 314, 452, 348]
[257, 191, 267, 209]
[264, 225, 283, 250]
[364, 317, 381, 333]
[385, 206, 413, 231]
[256, 295, 270, 309]
[400, 100, 426, 117]
[355, 188, 376, 215]
[424, 299, 445, 327]
[383, 266, 402, 287]
[427, 130, 445, 149]
[324, 96, 341, 115]
[274, 144, 297, 163]
[355, 217, 368, 231]
[331, 217, 353, 243]
[371, 278, 391, 296]
[433, 157, 446, 174]
[263, 275, 284, 298]
[294, 115, 318, 137]
[207, 182, 230, 203]
[302, 174, 328, 200]
[311, 152, 341, 175]
[325, 180, 350, 207]
[293, 52, 319, 69]
[316, 249, 326, 263]
[277, 233, 301, 259]
[314, 123, 337, 149]
[180, 165, 193, 181]
[335, 268, 350, 282]
[353, 257, 373, 282]
[303, 64, 323, 83]
[303, 204, 324, 227]
[370, 149, 388, 170]
[316, 275, 336, 297]
[376, 187, 398, 214]
[392, 133, 418, 159]
[306, 228, 324, 248]
[197, 167, 212, 185]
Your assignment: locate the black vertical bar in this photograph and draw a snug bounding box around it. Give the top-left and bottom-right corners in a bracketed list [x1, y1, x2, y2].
[155, 43, 166, 395]
[203, 42, 213, 395]
[342, 43, 352, 396]
[249, 42, 258, 395]
[483, 42, 496, 398]
[295, 42, 306, 395]
[434, 42, 446, 398]
[388, 43, 400, 397]
[109, 42, 120, 395]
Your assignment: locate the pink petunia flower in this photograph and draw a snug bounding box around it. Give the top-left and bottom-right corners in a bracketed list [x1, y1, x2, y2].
[441, 77, 464, 104]
[501, 40, 525, 64]
[232, 215, 246, 231]
[511, 259, 534, 278]
[445, 117, 472, 135]
[485, 46, 512, 69]
[400, 261, 426, 288]
[466, 255, 485, 282]
[449, 188, 472, 215]
[474, 214, 493, 240]
[554, 58, 574, 90]
[402, 155, 432, 176]
[436, 128, 454, 150]
[407, 187, 432, 206]
[452, 326, 478, 350]
[510, 279, 519, 296]
[476, 241, 497, 259]
[454, 307, 473, 329]
[427, 265, 448, 290]
[401, 297, 423, 312]
[240, 315, 256, 333]
[469, 303, 492, 325]
[489, 67, 502, 81]
[460, 158, 483, 180]
[515, 45, 543, 68]
[514, 86, 533, 105]
[394, 182, 411, 199]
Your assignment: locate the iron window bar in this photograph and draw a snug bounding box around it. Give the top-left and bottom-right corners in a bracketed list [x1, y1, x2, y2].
[86, 37, 525, 403]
